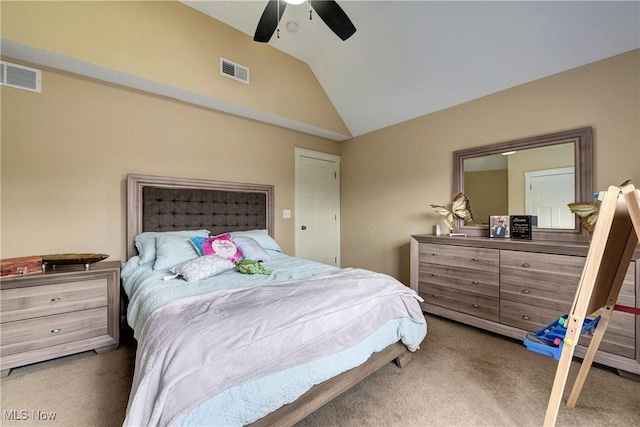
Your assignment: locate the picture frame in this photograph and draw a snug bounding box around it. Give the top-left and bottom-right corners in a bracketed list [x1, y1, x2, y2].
[510, 215, 533, 240]
[489, 215, 510, 238]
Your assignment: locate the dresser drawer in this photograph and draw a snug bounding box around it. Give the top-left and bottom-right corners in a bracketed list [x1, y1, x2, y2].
[500, 299, 634, 358]
[420, 282, 499, 322]
[0, 278, 107, 323]
[500, 251, 586, 311]
[418, 263, 498, 298]
[1, 307, 108, 356]
[419, 243, 499, 272]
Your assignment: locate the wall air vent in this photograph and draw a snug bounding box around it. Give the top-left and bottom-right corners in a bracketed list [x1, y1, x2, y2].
[1, 61, 41, 93]
[220, 58, 249, 84]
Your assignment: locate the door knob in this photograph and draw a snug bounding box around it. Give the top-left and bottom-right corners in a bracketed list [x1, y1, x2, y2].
[301, 225, 307, 230]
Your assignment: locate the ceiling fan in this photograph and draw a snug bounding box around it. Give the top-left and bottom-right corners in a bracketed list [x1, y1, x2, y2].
[254, 0, 356, 42]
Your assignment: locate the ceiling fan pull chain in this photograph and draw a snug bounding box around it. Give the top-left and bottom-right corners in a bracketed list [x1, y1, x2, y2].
[309, 1, 313, 21]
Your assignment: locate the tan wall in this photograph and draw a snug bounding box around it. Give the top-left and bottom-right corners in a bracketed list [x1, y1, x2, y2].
[1, 0, 346, 261]
[341, 50, 640, 284]
[0, 64, 340, 260]
[1, 0, 349, 136]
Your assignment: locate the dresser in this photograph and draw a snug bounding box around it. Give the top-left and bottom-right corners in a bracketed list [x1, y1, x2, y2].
[0, 261, 120, 377]
[410, 235, 640, 377]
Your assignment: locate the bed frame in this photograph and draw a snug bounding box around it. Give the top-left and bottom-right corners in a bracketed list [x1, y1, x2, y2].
[125, 173, 412, 426]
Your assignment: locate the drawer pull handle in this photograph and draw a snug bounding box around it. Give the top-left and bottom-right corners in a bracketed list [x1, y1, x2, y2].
[522, 289, 531, 294]
[50, 297, 61, 302]
[522, 315, 531, 321]
[472, 304, 480, 308]
[471, 257, 479, 262]
[431, 294, 438, 298]
[521, 263, 531, 268]
[51, 329, 62, 334]
[472, 280, 479, 285]
[431, 273, 438, 277]
[431, 253, 437, 256]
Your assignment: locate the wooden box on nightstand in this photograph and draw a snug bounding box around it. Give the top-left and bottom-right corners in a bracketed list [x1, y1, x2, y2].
[0, 260, 120, 377]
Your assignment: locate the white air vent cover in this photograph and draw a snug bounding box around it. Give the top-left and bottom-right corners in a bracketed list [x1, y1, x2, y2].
[220, 58, 249, 84]
[1, 61, 41, 93]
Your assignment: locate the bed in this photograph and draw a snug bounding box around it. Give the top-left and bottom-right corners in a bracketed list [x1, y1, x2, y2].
[122, 173, 427, 427]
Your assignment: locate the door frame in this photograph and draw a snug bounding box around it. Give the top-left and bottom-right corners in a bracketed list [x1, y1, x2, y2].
[294, 147, 341, 266]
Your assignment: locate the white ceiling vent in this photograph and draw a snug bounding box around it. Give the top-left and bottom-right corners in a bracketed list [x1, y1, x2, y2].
[220, 58, 249, 84]
[1, 61, 41, 93]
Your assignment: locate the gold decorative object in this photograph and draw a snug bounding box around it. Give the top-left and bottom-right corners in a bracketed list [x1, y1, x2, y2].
[41, 253, 109, 271]
[568, 179, 631, 235]
[430, 193, 474, 234]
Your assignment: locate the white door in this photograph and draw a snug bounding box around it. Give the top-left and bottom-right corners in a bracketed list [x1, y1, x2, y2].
[525, 167, 575, 228]
[295, 148, 340, 266]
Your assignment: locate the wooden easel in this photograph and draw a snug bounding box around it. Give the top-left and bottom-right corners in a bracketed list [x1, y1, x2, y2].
[543, 184, 640, 427]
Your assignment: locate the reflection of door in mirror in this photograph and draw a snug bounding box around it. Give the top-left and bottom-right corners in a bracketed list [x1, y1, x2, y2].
[462, 143, 574, 226]
[526, 167, 575, 228]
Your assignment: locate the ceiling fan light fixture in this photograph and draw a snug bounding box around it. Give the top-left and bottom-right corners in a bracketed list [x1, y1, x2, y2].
[284, 0, 306, 5]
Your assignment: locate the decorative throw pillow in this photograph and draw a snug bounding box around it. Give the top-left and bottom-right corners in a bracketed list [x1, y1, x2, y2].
[236, 259, 272, 275]
[134, 229, 209, 265]
[170, 255, 235, 282]
[232, 236, 271, 262]
[153, 234, 201, 271]
[190, 234, 243, 263]
[229, 229, 282, 253]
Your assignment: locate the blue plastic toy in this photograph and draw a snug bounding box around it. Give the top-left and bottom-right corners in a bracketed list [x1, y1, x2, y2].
[523, 314, 601, 360]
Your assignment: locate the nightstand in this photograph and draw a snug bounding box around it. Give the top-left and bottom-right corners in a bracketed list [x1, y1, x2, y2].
[0, 261, 120, 377]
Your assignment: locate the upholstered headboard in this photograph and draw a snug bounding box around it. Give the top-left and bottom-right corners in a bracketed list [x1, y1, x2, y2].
[126, 174, 274, 259]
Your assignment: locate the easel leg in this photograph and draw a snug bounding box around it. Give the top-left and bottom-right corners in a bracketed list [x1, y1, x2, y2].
[566, 312, 611, 408]
[543, 342, 577, 426]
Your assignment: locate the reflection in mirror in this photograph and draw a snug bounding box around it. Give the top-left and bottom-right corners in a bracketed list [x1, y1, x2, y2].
[463, 143, 575, 228]
[453, 127, 592, 241]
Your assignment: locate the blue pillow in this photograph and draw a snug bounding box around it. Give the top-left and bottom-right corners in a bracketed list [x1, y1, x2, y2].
[229, 229, 282, 253]
[153, 234, 201, 271]
[134, 230, 209, 265]
[232, 236, 271, 262]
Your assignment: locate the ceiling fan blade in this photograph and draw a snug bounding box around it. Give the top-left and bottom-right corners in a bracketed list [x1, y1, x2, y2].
[254, 0, 287, 42]
[310, 1, 356, 41]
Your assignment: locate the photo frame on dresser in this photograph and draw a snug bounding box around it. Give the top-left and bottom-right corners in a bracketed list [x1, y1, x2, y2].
[489, 215, 509, 238]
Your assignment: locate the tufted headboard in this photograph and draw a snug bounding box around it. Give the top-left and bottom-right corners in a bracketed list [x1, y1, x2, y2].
[126, 174, 274, 259]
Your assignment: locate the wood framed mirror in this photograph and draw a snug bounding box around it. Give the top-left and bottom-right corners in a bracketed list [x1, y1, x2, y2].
[453, 127, 593, 241]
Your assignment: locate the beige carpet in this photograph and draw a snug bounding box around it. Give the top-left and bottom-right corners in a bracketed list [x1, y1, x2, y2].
[1, 315, 638, 426]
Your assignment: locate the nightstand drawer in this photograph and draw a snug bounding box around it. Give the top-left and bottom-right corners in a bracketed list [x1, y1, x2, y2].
[1, 307, 108, 356]
[0, 278, 107, 323]
[419, 283, 499, 322]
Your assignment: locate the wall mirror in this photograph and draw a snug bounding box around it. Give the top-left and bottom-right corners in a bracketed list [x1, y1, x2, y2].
[453, 127, 593, 241]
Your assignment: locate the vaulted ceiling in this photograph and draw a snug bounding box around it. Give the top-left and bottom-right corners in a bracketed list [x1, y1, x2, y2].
[182, 1, 640, 138]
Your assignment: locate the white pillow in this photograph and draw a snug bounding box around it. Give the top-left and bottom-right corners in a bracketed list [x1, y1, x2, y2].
[229, 229, 282, 252]
[170, 255, 235, 282]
